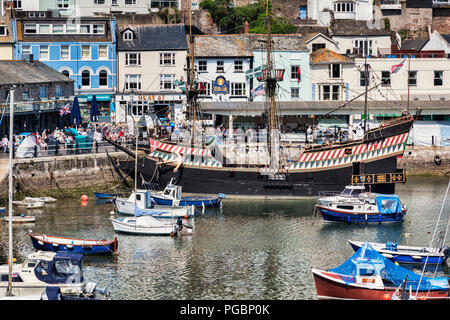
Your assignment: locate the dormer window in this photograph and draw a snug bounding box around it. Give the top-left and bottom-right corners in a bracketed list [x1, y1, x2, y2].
[123, 30, 133, 41]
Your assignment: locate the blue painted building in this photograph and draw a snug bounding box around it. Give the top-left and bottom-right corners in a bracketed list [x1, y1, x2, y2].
[12, 14, 117, 122]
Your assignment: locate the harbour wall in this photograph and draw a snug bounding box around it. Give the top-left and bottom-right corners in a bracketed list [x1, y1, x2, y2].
[400, 146, 450, 176]
[0, 145, 447, 200]
[0, 152, 130, 200]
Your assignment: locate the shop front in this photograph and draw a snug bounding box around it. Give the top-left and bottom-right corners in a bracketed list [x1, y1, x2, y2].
[77, 94, 114, 123]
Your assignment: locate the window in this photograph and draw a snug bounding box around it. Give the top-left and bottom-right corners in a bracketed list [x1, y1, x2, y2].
[381, 71, 391, 87]
[197, 60, 207, 72]
[291, 88, 299, 99]
[408, 71, 417, 86]
[38, 24, 51, 34]
[55, 85, 62, 97]
[234, 60, 243, 72]
[66, 24, 77, 34]
[53, 24, 64, 34]
[332, 85, 340, 100]
[312, 43, 325, 52]
[0, 26, 7, 36]
[160, 53, 175, 66]
[60, 45, 70, 60]
[216, 60, 224, 73]
[61, 70, 70, 78]
[360, 70, 370, 87]
[98, 45, 108, 59]
[94, 0, 105, 4]
[57, 0, 70, 8]
[291, 65, 300, 81]
[126, 53, 141, 66]
[24, 24, 37, 34]
[13, 0, 21, 9]
[231, 83, 246, 96]
[334, 1, 354, 12]
[99, 70, 108, 87]
[160, 74, 175, 90]
[39, 86, 47, 99]
[125, 0, 137, 4]
[330, 64, 341, 78]
[199, 82, 211, 96]
[81, 45, 90, 60]
[39, 45, 49, 60]
[112, 0, 118, 5]
[93, 24, 105, 34]
[321, 85, 330, 100]
[434, 71, 443, 86]
[81, 70, 91, 87]
[80, 24, 91, 34]
[123, 30, 133, 41]
[22, 88, 30, 100]
[126, 74, 141, 90]
[22, 45, 31, 55]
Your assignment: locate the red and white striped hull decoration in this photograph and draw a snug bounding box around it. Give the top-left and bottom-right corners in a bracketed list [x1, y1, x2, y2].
[149, 138, 212, 157]
[289, 132, 409, 172]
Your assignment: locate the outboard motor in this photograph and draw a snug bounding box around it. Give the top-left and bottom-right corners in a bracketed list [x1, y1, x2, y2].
[82, 282, 111, 299]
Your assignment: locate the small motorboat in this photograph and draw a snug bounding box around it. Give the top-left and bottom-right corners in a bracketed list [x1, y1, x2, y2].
[2, 215, 35, 223]
[115, 189, 194, 218]
[111, 215, 179, 236]
[94, 192, 119, 199]
[312, 242, 450, 300]
[13, 200, 45, 209]
[348, 240, 450, 265]
[24, 197, 57, 203]
[29, 231, 118, 256]
[0, 251, 110, 299]
[0, 207, 5, 213]
[316, 185, 407, 223]
[151, 181, 225, 208]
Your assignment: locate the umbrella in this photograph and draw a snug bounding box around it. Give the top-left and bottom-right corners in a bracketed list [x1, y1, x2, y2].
[70, 97, 82, 126]
[90, 95, 99, 122]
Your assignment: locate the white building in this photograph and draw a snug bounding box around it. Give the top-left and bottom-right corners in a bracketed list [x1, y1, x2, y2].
[307, 0, 374, 27]
[115, 24, 188, 124]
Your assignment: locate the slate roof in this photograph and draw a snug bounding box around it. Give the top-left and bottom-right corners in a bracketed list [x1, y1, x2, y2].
[117, 24, 188, 51]
[193, 34, 308, 57]
[310, 48, 354, 64]
[400, 39, 429, 51]
[442, 34, 450, 44]
[0, 60, 74, 86]
[330, 20, 391, 37]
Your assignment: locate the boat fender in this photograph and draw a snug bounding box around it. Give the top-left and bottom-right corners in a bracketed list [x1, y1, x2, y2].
[434, 155, 441, 166]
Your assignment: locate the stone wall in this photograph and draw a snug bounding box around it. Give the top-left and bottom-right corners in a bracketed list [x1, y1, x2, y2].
[0, 152, 130, 199]
[400, 146, 450, 176]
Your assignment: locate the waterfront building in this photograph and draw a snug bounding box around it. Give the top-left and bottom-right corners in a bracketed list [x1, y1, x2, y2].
[12, 14, 117, 122]
[329, 20, 392, 58]
[0, 59, 74, 135]
[8, 0, 154, 16]
[0, 1, 14, 60]
[303, 32, 339, 53]
[306, 0, 374, 27]
[115, 24, 187, 124]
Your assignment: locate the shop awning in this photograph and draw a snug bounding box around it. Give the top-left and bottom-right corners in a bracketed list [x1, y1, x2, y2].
[78, 94, 111, 102]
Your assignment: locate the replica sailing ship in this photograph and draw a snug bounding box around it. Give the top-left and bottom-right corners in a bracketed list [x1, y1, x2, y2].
[107, 2, 419, 198]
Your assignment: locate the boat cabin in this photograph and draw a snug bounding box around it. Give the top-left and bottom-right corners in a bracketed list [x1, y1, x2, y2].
[161, 184, 182, 201]
[0, 251, 84, 286]
[127, 190, 154, 209]
[339, 185, 366, 197]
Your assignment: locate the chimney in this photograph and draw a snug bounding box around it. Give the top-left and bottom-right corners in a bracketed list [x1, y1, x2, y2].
[244, 21, 249, 34]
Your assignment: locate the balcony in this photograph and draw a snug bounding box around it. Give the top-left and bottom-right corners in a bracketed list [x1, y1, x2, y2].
[380, 0, 402, 10]
[433, 0, 450, 7]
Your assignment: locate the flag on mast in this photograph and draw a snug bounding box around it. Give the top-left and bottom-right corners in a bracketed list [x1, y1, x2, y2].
[245, 65, 266, 80]
[391, 58, 407, 74]
[251, 84, 266, 97]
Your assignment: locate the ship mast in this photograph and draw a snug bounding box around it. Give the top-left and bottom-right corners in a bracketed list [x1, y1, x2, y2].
[264, 0, 279, 170]
[187, 0, 198, 148]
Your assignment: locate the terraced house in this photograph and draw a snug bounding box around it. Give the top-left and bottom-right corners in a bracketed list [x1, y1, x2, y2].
[12, 12, 117, 122]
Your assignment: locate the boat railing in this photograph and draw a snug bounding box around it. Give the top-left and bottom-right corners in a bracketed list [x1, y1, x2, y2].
[318, 191, 341, 197]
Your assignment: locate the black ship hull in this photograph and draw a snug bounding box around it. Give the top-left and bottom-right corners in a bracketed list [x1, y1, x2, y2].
[119, 155, 399, 197]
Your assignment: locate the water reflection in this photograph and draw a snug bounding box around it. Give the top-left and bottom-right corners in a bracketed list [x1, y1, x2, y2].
[0, 176, 448, 299]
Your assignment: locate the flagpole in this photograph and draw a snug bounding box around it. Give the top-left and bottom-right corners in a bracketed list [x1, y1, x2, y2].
[407, 55, 410, 113]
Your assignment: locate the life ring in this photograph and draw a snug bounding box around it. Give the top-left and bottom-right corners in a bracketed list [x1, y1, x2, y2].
[434, 155, 442, 166]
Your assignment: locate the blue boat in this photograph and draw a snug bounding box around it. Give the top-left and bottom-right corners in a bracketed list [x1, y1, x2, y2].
[151, 183, 225, 208]
[348, 240, 450, 265]
[94, 192, 119, 199]
[0, 207, 5, 213]
[29, 232, 118, 255]
[316, 188, 406, 223]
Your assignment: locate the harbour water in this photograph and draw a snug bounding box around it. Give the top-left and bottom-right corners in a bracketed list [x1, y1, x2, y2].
[0, 176, 448, 300]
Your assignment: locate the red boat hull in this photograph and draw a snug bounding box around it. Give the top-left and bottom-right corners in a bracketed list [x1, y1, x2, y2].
[313, 270, 450, 300]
